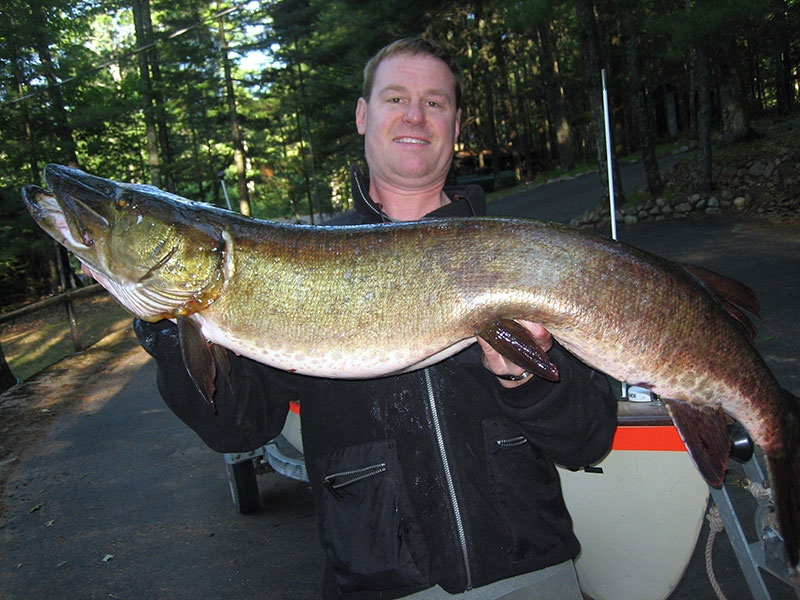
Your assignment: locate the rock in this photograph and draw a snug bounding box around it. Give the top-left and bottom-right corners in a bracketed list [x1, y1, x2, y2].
[734, 196, 747, 208]
[708, 196, 720, 207]
[777, 162, 795, 178]
[763, 161, 775, 178]
[748, 161, 764, 177]
[624, 215, 638, 225]
[675, 202, 692, 213]
[705, 207, 721, 215]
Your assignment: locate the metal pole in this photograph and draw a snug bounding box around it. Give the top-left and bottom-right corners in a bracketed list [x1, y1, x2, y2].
[218, 171, 232, 211]
[602, 69, 628, 399]
[601, 68, 617, 242]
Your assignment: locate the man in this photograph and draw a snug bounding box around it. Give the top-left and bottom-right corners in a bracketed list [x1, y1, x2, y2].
[136, 38, 617, 599]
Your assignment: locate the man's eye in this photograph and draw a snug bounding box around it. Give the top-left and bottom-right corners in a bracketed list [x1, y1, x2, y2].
[389, 97, 403, 103]
[428, 101, 440, 108]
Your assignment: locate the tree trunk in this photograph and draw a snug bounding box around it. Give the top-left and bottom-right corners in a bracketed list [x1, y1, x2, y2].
[718, 38, 749, 141]
[29, 1, 79, 168]
[132, 0, 162, 188]
[511, 67, 535, 181]
[772, 0, 792, 114]
[0, 342, 18, 394]
[538, 20, 574, 172]
[294, 107, 314, 223]
[293, 56, 322, 221]
[139, 0, 175, 192]
[190, 126, 206, 200]
[695, 43, 713, 194]
[217, 9, 251, 216]
[475, 9, 500, 189]
[620, 7, 662, 195]
[575, 0, 625, 206]
[492, 32, 522, 182]
[11, 53, 41, 182]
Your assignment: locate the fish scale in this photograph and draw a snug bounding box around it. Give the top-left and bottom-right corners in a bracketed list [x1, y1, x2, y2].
[21, 163, 800, 571]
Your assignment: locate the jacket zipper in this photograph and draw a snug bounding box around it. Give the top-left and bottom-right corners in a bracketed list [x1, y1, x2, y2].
[423, 368, 472, 590]
[323, 463, 387, 489]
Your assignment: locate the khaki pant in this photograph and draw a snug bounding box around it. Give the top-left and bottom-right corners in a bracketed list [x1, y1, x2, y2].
[398, 560, 583, 600]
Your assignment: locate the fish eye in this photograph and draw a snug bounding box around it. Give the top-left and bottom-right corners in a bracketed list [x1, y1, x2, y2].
[116, 192, 131, 209]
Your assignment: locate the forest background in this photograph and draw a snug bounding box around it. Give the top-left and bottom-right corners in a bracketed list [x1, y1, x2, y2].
[0, 0, 798, 308]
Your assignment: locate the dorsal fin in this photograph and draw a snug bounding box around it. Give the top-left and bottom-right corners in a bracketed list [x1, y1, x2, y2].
[681, 263, 760, 340]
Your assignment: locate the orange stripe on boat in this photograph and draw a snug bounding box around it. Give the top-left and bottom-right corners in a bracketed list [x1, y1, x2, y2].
[611, 426, 686, 452]
[288, 402, 682, 451]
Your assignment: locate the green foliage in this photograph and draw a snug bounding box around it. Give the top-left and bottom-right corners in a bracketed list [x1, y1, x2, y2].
[0, 0, 797, 307]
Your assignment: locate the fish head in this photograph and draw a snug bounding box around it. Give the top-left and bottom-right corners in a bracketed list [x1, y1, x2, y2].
[22, 164, 229, 321]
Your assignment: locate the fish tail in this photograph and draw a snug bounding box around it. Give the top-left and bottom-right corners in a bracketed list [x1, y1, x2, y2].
[767, 388, 800, 568]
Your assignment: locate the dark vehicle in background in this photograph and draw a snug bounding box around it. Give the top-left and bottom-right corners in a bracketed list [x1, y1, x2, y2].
[451, 150, 520, 192]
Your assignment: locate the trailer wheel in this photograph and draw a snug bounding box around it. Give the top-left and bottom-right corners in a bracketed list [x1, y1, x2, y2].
[226, 459, 260, 514]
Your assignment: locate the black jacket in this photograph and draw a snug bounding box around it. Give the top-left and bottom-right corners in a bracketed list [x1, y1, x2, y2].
[137, 166, 618, 599]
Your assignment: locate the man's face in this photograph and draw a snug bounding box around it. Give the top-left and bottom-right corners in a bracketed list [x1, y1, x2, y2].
[356, 52, 461, 191]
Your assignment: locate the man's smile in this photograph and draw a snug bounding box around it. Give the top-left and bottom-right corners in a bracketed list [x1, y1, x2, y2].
[393, 136, 430, 145]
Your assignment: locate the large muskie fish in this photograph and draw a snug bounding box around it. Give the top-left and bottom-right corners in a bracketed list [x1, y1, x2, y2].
[22, 164, 800, 568]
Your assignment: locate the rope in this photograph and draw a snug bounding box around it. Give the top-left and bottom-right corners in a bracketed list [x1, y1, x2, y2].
[745, 479, 772, 503]
[704, 504, 729, 600]
[703, 477, 773, 600]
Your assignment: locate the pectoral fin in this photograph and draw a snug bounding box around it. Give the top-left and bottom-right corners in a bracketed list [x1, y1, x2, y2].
[177, 316, 224, 412]
[663, 398, 731, 487]
[477, 318, 560, 381]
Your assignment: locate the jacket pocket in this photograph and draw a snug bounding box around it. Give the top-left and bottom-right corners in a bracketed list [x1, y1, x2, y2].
[315, 439, 429, 593]
[483, 418, 572, 563]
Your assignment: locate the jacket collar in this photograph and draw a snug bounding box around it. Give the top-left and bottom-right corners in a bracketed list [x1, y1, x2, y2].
[349, 165, 486, 223]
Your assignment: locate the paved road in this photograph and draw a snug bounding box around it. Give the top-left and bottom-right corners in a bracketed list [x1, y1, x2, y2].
[1, 162, 798, 599]
[488, 153, 687, 224]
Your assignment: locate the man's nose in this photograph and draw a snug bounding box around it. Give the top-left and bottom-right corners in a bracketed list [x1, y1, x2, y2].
[402, 100, 425, 125]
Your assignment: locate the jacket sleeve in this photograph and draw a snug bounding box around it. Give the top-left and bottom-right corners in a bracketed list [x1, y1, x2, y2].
[133, 318, 292, 453]
[494, 341, 618, 470]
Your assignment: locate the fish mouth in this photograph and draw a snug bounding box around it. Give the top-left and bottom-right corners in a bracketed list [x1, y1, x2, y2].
[22, 184, 114, 288]
[22, 182, 109, 251]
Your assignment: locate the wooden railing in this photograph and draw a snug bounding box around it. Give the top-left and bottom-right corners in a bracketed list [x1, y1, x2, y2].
[0, 284, 106, 351]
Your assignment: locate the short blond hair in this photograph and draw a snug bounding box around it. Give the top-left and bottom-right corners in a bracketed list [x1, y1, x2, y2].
[362, 37, 462, 109]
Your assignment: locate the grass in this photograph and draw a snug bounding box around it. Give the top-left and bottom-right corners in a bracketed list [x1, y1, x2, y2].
[2, 294, 131, 382]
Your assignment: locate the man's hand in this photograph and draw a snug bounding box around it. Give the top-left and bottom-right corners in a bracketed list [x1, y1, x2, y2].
[477, 320, 553, 388]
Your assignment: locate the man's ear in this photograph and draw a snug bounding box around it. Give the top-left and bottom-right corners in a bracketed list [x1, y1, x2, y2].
[356, 97, 368, 135]
[454, 107, 462, 139]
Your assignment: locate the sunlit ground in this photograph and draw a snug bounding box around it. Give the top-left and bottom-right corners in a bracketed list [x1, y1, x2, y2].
[2, 296, 131, 382]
